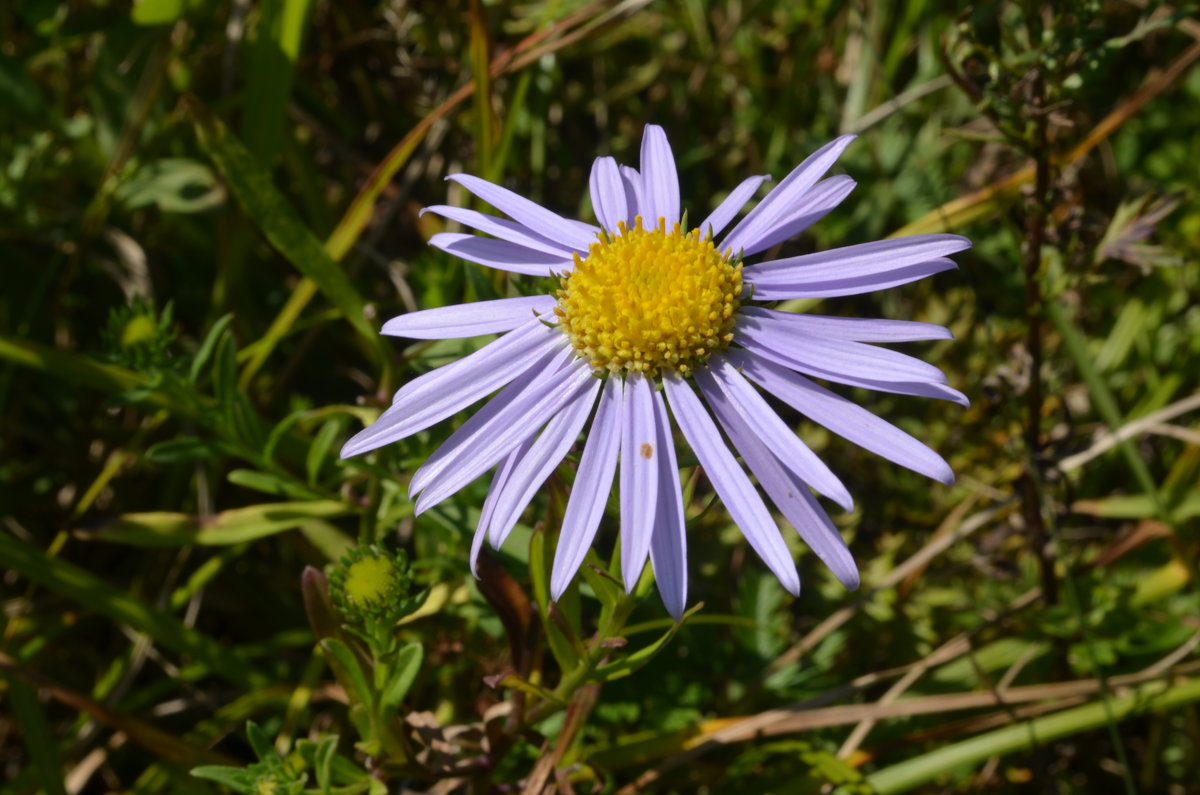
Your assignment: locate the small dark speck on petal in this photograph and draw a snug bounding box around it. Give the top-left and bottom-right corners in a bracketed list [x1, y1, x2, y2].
[640, 442, 654, 459]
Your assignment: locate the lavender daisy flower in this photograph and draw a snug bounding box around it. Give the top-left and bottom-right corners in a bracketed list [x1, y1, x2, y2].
[342, 125, 969, 619]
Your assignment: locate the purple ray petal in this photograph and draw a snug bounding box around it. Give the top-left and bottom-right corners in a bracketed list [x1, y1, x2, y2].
[746, 259, 958, 299]
[696, 360, 853, 511]
[551, 378, 623, 600]
[735, 316, 948, 385]
[738, 306, 952, 343]
[341, 321, 562, 457]
[769, 366, 971, 406]
[648, 389, 688, 620]
[485, 378, 600, 548]
[471, 441, 531, 576]
[663, 373, 800, 595]
[639, 125, 680, 229]
[620, 166, 642, 225]
[407, 345, 571, 495]
[421, 205, 576, 256]
[589, 156, 628, 235]
[447, 174, 600, 251]
[740, 176, 856, 256]
[745, 233, 970, 294]
[417, 367, 595, 516]
[728, 349, 953, 484]
[720, 135, 856, 255]
[863, 380, 969, 405]
[697, 174, 770, 241]
[732, 339, 970, 405]
[409, 350, 588, 502]
[429, 233, 574, 277]
[704, 392, 858, 590]
[619, 372, 659, 592]
[750, 233, 970, 277]
[382, 295, 556, 340]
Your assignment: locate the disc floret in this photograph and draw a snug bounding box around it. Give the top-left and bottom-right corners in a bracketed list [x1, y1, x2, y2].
[553, 218, 743, 377]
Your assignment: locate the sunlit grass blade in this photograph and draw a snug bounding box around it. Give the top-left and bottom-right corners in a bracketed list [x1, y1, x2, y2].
[82, 500, 354, 547]
[468, 0, 498, 176]
[865, 677, 1200, 793]
[0, 335, 198, 420]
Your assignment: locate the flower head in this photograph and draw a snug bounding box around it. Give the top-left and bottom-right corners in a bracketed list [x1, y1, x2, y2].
[329, 545, 427, 632]
[342, 126, 969, 619]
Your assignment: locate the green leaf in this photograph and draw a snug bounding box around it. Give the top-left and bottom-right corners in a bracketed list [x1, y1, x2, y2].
[0, 335, 200, 422]
[245, 721, 274, 761]
[530, 527, 581, 671]
[189, 313, 234, 384]
[1073, 491, 1200, 521]
[242, 0, 314, 162]
[211, 328, 243, 431]
[3, 676, 68, 795]
[307, 417, 343, 485]
[144, 437, 227, 464]
[296, 735, 366, 791]
[299, 520, 356, 562]
[580, 551, 623, 612]
[132, 0, 212, 25]
[86, 500, 353, 546]
[1048, 301, 1167, 522]
[591, 603, 701, 684]
[311, 734, 337, 794]
[486, 671, 565, 705]
[187, 98, 378, 345]
[320, 639, 374, 711]
[379, 642, 423, 720]
[929, 640, 1047, 688]
[190, 765, 256, 791]
[115, 158, 225, 213]
[227, 468, 324, 500]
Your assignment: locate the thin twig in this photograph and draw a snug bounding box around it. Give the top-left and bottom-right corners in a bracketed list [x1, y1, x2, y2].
[1059, 392, 1200, 472]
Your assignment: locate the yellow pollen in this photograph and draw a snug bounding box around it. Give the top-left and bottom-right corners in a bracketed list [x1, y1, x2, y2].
[553, 218, 742, 377]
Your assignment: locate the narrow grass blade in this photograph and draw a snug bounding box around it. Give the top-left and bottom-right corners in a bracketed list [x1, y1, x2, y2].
[866, 677, 1200, 793]
[188, 99, 379, 348]
[83, 500, 353, 547]
[242, 0, 313, 162]
[1, 656, 236, 771]
[0, 532, 261, 687]
[2, 676, 68, 795]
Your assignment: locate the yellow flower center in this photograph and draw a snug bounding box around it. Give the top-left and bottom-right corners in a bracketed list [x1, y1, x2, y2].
[343, 556, 395, 609]
[553, 219, 742, 377]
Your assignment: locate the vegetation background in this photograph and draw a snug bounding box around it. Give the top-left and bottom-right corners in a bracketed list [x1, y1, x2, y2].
[2, 0, 1200, 792]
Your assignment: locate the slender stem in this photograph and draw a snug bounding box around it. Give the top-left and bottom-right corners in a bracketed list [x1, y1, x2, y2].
[1021, 68, 1057, 607]
[523, 592, 638, 726]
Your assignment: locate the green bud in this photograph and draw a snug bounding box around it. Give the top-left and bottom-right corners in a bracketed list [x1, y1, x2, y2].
[329, 545, 429, 630]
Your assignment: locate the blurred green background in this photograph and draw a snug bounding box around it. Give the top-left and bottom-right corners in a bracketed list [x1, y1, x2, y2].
[2, 0, 1200, 792]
